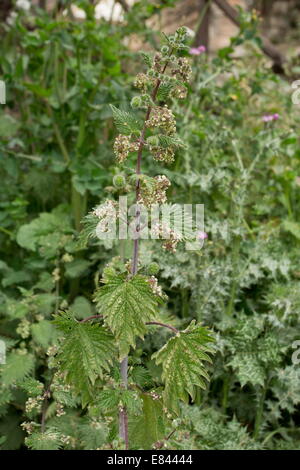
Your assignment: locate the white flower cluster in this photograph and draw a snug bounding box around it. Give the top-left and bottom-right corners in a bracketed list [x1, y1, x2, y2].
[93, 200, 117, 219]
[152, 222, 182, 252]
[147, 276, 163, 297]
[16, 0, 31, 11]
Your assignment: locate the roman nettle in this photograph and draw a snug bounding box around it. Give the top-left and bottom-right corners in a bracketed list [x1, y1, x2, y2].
[53, 27, 215, 449]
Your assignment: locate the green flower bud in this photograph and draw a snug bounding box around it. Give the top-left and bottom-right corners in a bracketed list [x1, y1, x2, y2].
[130, 96, 142, 108]
[103, 266, 116, 278]
[161, 45, 169, 55]
[113, 174, 126, 188]
[141, 93, 151, 103]
[147, 69, 155, 77]
[147, 262, 160, 275]
[176, 26, 188, 37]
[146, 135, 159, 147]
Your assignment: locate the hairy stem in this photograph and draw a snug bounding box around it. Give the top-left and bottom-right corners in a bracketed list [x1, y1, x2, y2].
[254, 385, 267, 439]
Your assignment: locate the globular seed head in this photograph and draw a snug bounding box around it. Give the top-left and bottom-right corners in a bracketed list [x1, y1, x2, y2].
[103, 266, 116, 278]
[146, 135, 159, 147]
[130, 95, 142, 108]
[113, 174, 126, 188]
[147, 262, 160, 276]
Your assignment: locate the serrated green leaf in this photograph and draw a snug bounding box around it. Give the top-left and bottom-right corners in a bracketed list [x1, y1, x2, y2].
[94, 274, 162, 359]
[110, 104, 141, 136]
[156, 82, 174, 102]
[158, 134, 186, 149]
[129, 393, 166, 449]
[140, 51, 152, 68]
[25, 430, 62, 450]
[78, 417, 108, 450]
[152, 320, 215, 414]
[19, 377, 44, 397]
[31, 320, 57, 349]
[53, 312, 116, 404]
[0, 352, 35, 386]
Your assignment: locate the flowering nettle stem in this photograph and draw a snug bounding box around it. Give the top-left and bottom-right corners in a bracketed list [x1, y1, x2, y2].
[119, 57, 172, 449]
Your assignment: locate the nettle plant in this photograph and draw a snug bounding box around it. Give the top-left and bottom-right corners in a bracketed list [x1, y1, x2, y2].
[42, 28, 214, 450]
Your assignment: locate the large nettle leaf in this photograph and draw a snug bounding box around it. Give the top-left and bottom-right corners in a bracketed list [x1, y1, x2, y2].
[152, 320, 215, 414]
[53, 312, 116, 405]
[94, 273, 163, 359]
[129, 393, 166, 449]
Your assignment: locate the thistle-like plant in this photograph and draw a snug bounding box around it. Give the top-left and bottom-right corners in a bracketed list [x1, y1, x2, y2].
[51, 27, 215, 450]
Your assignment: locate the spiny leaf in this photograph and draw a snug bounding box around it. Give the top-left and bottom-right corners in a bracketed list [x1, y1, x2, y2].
[152, 320, 215, 414]
[94, 273, 163, 359]
[227, 353, 265, 388]
[110, 105, 141, 136]
[53, 312, 116, 405]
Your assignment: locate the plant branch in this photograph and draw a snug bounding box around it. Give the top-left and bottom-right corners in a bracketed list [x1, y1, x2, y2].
[146, 321, 179, 334]
[80, 315, 103, 323]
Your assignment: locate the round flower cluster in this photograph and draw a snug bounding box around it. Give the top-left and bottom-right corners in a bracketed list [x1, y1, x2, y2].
[146, 105, 176, 135]
[171, 57, 192, 82]
[47, 344, 58, 357]
[152, 223, 182, 252]
[51, 371, 72, 394]
[21, 421, 37, 435]
[16, 318, 30, 339]
[113, 134, 140, 163]
[170, 85, 187, 100]
[52, 267, 60, 282]
[134, 73, 154, 92]
[16, 0, 31, 11]
[150, 391, 161, 400]
[151, 146, 175, 164]
[25, 396, 43, 414]
[93, 199, 118, 219]
[61, 435, 72, 446]
[138, 175, 171, 207]
[56, 402, 65, 417]
[147, 276, 163, 297]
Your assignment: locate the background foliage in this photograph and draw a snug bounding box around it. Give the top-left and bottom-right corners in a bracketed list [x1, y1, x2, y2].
[0, 0, 300, 450]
